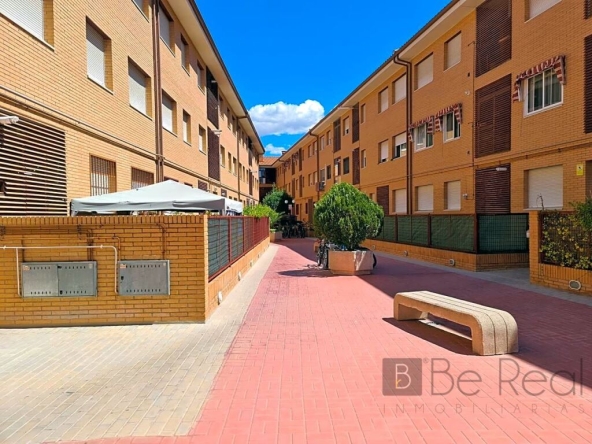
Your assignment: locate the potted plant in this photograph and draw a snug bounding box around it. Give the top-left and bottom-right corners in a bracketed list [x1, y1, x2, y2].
[313, 183, 383, 275]
[243, 204, 281, 242]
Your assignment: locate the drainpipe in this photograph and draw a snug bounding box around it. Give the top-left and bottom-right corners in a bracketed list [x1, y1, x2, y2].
[309, 131, 320, 202]
[151, 0, 164, 182]
[393, 53, 412, 215]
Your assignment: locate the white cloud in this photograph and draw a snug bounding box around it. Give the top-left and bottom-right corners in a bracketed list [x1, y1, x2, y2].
[249, 100, 325, 137]
[264, 144, 287, 156]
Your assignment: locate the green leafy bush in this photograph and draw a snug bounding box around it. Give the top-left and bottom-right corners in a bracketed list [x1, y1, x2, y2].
[262, 187, 294, 215]
[540, 211, 592, 270]
[572, 196, 592, 231]
[313, 183, 383, 250]
[243, 204, 280, 227]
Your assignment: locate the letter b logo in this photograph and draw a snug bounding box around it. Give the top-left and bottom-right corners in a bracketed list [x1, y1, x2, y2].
[383, 359, 422, 396]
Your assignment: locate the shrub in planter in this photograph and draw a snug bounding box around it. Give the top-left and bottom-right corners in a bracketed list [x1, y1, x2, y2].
[243, 204, 280, 227]
[313, 183, 383, 274]
[262, 187, 295, 215]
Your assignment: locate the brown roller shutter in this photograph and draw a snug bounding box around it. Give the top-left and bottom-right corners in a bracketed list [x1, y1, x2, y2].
[206, 69, 219, 128]
[586, 0, 592, 19]
[333, 119, 341, 152]
[585, 35, 592, 133]
[377, 185, 390, 215]
[475, 75, 512, 158]
[352, 104, 360, 143]
[198, 180, 208, 190]
[476, 0, 512, 77]
[299, 149, 303, 172]
[475, 165, 510, 214]
[352, 148, 360, 185]
[0, 112, 67, 215]
[249, 173, 253, 195]
[207, 128, 220, 181]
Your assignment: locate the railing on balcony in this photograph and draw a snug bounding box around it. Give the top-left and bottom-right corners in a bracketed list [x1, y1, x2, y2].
[372, 214, 528, 254]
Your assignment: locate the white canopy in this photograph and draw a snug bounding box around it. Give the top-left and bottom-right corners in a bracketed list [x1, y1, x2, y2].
[70, 180, 243, 215]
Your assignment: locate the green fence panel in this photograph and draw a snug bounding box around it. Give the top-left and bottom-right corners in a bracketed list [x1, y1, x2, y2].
[478, 214, 528, 253]
[431, 216, 474, 252]
[397, 216, 412, 244]
[230, 218, 244, 261]
[208, 218, 229, 276]
[383, 216, 396, 242]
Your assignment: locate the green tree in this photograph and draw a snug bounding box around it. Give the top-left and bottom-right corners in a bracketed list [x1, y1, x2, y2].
[243, 204, 280, 227]
[313, 183, 383, 251]
[262, 187, 294, 215]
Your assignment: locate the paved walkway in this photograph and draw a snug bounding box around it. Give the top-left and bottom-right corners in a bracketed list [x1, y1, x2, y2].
[3, 239, 592, 443]
[0, 245, 277, 444]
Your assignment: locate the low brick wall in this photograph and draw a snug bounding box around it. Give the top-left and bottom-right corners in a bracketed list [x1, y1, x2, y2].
[0, 215, 268, 327]
[363, 239, 529, 272]
[207, 238, 269, 319]
[529, 211, 592, 295]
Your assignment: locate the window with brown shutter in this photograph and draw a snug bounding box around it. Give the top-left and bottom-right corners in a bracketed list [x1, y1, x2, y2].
[585, 35, 592, 133]
[131, 168, 154, 189]
[586, 0, 591, 19]
[90, 156, 116, 196]
[207, 127, 221, 180]
[352, 103, 360, 143]
[475, 75, 512, 157]
[333, 119, 341, 152]
[206, 68, 219, 128]
[475, 165, 510, 214]
[377, 185, 390, 215]
[198, 180, 208, 191]
[352, 148, 361, 185]
[476, 0, 512, 77]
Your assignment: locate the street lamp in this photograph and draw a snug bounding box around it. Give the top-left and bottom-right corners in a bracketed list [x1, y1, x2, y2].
[285, 199, 295, 216]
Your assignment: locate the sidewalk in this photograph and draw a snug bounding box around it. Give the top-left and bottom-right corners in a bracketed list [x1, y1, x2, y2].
[11, 238, 592, 443]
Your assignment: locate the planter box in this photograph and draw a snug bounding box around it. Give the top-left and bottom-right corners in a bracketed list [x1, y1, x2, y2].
[328, 249, 374, 276]
[269, 231, 282, 242]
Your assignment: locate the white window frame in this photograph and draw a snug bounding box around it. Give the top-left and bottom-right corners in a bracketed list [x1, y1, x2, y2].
[0, 0, 45, 42]
[524, 68, 563, 115]
[343, 117, 350, 135]
[128, 60, 148, 115]
[320, 136, 325, 150]
[379, 140, 389, 163]
[445, 181, 461, 211]
[528, 0, 562, 20]
[445, 33, 462, 70]
[414, 124, 433, 151]
[162, 92, 175, 133]
[527, 165, 563, 209]
[393, 133, 407, 159]
[443, 113, 461, 142]
[86, 22, 107, 88]
[221, 146, 226, 167]
[416, 55, 434, 90]
[197, 62, 205, 91]
[393, 189, 407, 214]
[361, 104, 366, 123]
[416, 185, 434, 212]
[159, 6, 172, 50]
[198, 126, 206, 153]
[393, 75, 407, 103]
[362, 150, 367, 168]
[182, 111, 190, 144]
[181, 36, 189, 71]
[379, 88, 389, 113]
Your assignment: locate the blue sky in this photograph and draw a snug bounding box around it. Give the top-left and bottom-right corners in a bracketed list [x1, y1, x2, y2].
[197, 0, 450, 156]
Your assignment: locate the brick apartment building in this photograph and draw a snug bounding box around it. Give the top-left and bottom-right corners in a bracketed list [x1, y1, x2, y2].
[274, 0, 592, 232]
[0, 0, 263, 216]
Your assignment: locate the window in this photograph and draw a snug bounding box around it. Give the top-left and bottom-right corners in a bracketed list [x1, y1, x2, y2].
[414, 124, 433, 151]
[232, 157, 237, 175]
[335, 159, 341, 176]
[393, 189, 407, 214]
[182, 111, 191, 143]
[159, 5, 172, 49]
[343, 117, 350, 135]
[526, 69, 562, 114]
[445, 181, 461, 210]
[527, 165, 563, 209]
[416, 185, 434, 212]
[181, 36, 189, 71]
[362, 149, 367, 168]
[443, 113, 461, 141]
[313, 171, 317, 183]
[379, 140, 388, 163]
[308, 173, 312, 186]
[379, 88, 389, 113]
[86, 22, 108, 88]
[326, 165, 332, 180]
[308, 145, 312, 158]
[320, 136, 325, 150]
[132, 0, 146, 14]
[313, 141, 317, 154]
[220, 146, 226, 167]
[369, 193, 375, 202]
[343, 157, 350, 174]
[131, 168, 154, 189]
[416, 55, 434, 90]
[393, 75, 407, 103]
[0, 0, 46, 41]
[393, 133, 407, 159]
[528, 0, 561, 19]
[128, 60, 149, 115]
[228, 152, 232, 169]
[445, 33, 462, 69]
[199, 126, 206, 153]
[320, 168, 326, 182]
[162, 92, 175, 133]
[90, 156, 116, 196]
[220, 98, 225, 119]
[361, 104, 366, 123]
[197, 62, 205, 90]
[326, 130, 331, 145]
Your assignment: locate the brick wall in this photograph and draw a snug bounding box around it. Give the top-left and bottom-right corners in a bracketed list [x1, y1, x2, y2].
[0, 215, 268, 327]
[529, 211, 592, 295]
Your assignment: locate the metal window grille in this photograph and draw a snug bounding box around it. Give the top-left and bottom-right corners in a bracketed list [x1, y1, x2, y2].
[131, 168, 154, 189]
[90, 156, 116, 196]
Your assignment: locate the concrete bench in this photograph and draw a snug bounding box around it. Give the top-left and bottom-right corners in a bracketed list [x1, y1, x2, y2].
[393, 291, 519, 356]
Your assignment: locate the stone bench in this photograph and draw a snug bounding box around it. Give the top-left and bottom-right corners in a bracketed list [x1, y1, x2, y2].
[393, 291, 519, 356]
